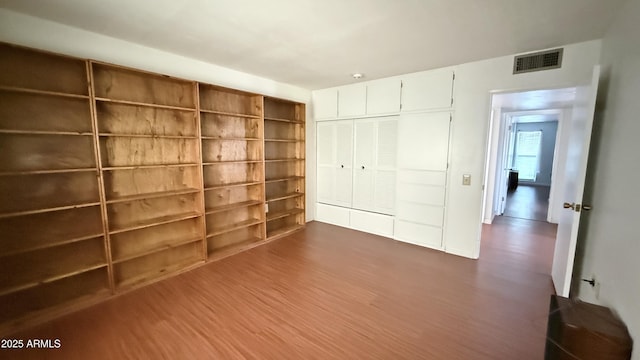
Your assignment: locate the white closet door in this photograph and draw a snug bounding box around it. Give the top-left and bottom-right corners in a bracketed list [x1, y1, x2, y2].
[353, 117, 398, 215]
[313, 88, 338, 120]
[316, 122, 336, 204]
[353, 119, 376, 212]
[374, 118, 398, 214]
[317, 120, 353, 207]
[338, 84, 367, 118]
[394, 112, 451, 250]
[353, 120, 376, 169]
[401, 68, 454, 112]
[366, 78, 401, 115]
[398, 112, 450, 171]
[334, 121, 354, 207]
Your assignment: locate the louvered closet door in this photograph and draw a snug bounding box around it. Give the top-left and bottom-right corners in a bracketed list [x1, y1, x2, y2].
[317, 120, 353, 207]
[352, 119, 376, 212]
[353, 117, 398, 215]
[334, 121, 353, 207]
[317, 122, 336, 204]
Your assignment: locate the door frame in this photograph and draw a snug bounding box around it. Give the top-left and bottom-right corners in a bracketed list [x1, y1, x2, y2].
[482, 89, 574, 225]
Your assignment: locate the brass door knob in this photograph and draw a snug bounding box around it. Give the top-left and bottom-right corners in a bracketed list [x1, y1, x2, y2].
[583, 205, 592, 211]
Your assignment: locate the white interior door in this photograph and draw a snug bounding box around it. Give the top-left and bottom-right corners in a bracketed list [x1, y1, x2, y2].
[498, 116, 516, 215]
[551, 66, 600, 297]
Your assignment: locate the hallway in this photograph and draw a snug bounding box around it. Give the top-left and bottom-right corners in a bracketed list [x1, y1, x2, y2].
[503, 185, 551, 222]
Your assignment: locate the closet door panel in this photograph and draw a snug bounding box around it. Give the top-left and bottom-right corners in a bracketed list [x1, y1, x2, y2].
[398, 112, 450, 170]
[401, 68, 454, 112]
[338, 85, 366, 118]
[366, 79, 401, 115]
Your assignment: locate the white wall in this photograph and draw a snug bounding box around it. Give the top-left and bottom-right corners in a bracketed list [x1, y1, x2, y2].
[445, 40, 601, 258]
[0, 9, 316, 221]
[576, 0, 640, 357]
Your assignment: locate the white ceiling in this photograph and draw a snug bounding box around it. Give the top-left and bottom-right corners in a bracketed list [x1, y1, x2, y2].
[0, 0, 627, 89]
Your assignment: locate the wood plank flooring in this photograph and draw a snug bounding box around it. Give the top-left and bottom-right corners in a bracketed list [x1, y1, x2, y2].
[4, 218, 557, 359]
[504, 185, 551, 221]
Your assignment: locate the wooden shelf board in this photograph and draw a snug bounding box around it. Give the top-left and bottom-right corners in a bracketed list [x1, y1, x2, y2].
[0, 167, 97, 177]
[98, 133, 198, 139]
[202, 160, 262, 166]
[207, 237, 262, 259]
[265, 176, 304, 184]
[109, 212, 203, 235]
[206, 219, 263, 237]
[95, 97, 196, 112]
[115, 258, 203, 291]
[204, 181, 263, 190]
[267, 223, 304, 240]
[0, 129, 93, 136]
[0, 85, 89, 99]
[264, 158, 304, 163]
[0, 263, 108, 297]
[266, 192, 304, 202]
[264, 139, 301, 143]
[106, 188, 201, 204]
[112, 237, 204, 264]
[0, 202, 101, 220]
[267, 208, 304, 222]
[0, 287, 111, 337]
[199, 108, 261, 119]
[0, 233, 104, 259]
[205, 200, 263, 214]
[264, 116, 303, 124]
[201, 136, 262, 141]
[101, 163, 199, 171]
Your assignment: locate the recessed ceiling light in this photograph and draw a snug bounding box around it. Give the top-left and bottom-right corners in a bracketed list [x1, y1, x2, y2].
[352, 73, 364, 79]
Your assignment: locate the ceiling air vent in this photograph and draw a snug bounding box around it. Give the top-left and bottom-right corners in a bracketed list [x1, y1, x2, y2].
[513, 48, 563, 74]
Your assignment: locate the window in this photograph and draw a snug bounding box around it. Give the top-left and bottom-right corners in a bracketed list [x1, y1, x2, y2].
[513, 130, 542, 181]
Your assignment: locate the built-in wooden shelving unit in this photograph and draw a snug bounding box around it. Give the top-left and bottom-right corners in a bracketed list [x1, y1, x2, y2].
[263, 98, 306, 239]
[199, 84, 266, 258]
[91, 63, 205, 290]
[0, 42, 306, 334]
[0, 44, 110, 331]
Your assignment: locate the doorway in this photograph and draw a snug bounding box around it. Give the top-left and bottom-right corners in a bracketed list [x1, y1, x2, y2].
[482, 88, 577, 225]
[502, 115, 559, 221]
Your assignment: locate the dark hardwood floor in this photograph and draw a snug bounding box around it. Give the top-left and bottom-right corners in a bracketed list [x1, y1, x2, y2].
[4, 218, 557, 359]
[504, 184, 551, 222]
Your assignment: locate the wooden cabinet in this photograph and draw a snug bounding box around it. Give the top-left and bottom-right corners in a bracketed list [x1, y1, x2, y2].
[400, 68, 455, 112]
[92, 63, 205, 290]
[312, 88, 338, 120]
[316, 120, 353, 208]
[352, 117, 398, 215]
[0, 44, 110, 332]
[0, 42, 306, 335]
[338, 84, 367, 118]
[264, 98, 306, 239]
[199, 84, 265, 259]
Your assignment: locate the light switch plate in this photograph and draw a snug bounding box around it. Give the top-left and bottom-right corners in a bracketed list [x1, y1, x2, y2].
[462, 174, 471, 186]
